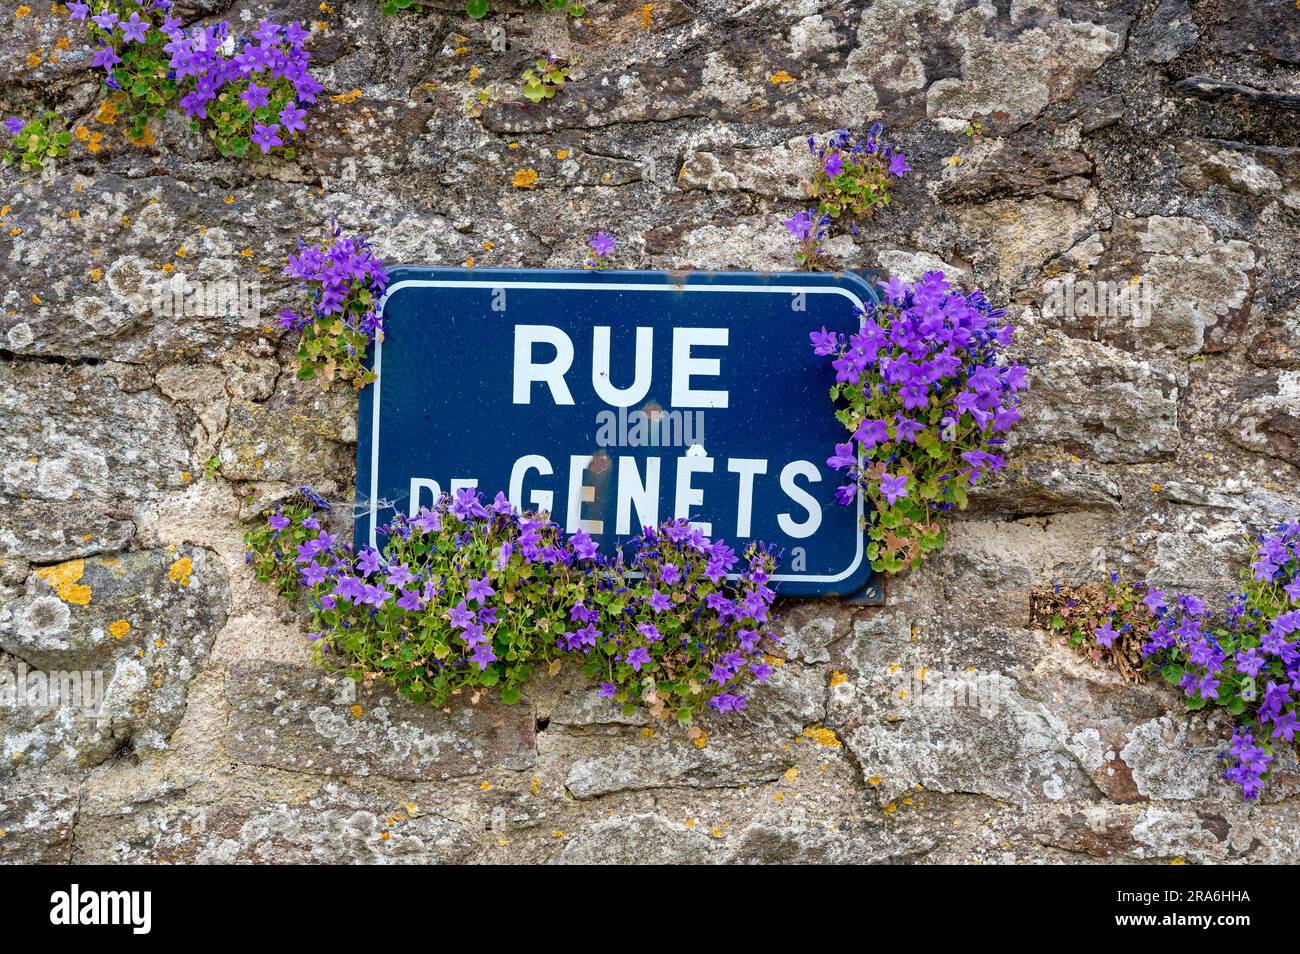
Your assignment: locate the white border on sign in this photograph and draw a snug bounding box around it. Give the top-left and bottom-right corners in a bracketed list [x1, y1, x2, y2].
[369, 278, 868, 584]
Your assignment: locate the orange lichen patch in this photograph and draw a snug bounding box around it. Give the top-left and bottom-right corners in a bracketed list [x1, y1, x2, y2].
[167, 556, 193, 587]
[108, 620, 130, 639]
[768, 70, 796, 85]
[330, 88, 362, 105]
[638, 3, 652, 29]
[803, 726, 842, 748]
[35, 559, 92, 604]
[555, 148, 569, 160]
[126, 125, 154, 146]
[829, 670, 847, 687]
[511, 167, 538, 189]
[95, 100, 118, 125]
[784, 767, 798, 783]
[15, 6, 32, 18]
[59, 582, 91, 605]
[349, 704, 363, 718]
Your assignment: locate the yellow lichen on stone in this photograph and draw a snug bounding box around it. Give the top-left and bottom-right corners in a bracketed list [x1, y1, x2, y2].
[803, 726, 842, 748]
[35, 559, 92, 604]
[829, 670, 847, 686]
[167, 556, 193, 586]
[109, 619, 130, 638]
[511, 168, 538, 189]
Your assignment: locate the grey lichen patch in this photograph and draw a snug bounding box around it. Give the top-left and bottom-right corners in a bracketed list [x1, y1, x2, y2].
[554, 662, 824, 799]
[0, 361, 190, 505]
[224, 660, 537, 781]
[0, 547, 228, 772]
[71, 782, 478, 864]
[552, 813, 725, 864]
[0, 779, 79, 864]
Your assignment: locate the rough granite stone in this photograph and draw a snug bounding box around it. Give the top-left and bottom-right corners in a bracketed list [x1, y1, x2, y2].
[0, 547, 227, 772]
[224, 660, 537, 781]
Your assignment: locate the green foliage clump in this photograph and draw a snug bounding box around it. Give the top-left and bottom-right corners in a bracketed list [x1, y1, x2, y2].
[1, 113, 70, 171]
[806, 125, 908, 222]
[522, 55, 572, 102]
[1030, 576, 1153, 683]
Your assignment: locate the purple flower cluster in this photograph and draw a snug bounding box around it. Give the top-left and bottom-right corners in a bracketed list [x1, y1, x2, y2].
[247, 487, 782, 719]
[1225, 730, 1273, 800]
[72, 2, 318, 156]
[1120, 522, 1300, 800]
[584, 231, 616, 269]
[812, 272, 1026, 572]
[809, 123, 909, 181]
[280, 224, 391, 338]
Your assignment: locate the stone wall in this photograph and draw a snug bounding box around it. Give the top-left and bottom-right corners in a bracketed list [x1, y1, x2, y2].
[1, 0, 1297, 864]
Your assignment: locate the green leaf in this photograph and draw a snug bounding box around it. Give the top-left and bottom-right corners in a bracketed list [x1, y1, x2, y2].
[466, 0, 490, 17]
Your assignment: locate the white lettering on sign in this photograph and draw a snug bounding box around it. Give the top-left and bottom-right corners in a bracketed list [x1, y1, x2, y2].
[403, 323, 835, 550]
[511, 325, 730, 409]
[777, 460, 822, 538]
[413, 454, 826, 542]
[671, 327, 729, 408]
[726, 457, 767, 537]
[513, 325, 575, 405]
[673, 453, 714, 536]
[508, 455, 553, 513]
[616, 455, 660, 534]
[566, 454, 603, 534]
[592, 326, 653, 406]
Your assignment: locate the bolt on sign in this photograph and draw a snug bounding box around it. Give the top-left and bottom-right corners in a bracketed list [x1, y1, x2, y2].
[356, 267, 881, 600]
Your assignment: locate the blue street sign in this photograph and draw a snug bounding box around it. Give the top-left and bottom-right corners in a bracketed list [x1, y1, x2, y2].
[356, 267, 881, 599]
